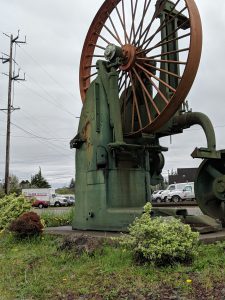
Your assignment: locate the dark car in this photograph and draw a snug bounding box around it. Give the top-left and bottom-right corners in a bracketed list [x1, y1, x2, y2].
[32, 200, 49, 209]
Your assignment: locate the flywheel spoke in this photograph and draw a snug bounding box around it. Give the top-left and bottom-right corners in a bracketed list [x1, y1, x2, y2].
[141, 6, 187, 50]
[80, 0, 202, 135]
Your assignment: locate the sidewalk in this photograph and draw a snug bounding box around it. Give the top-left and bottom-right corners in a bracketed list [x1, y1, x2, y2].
[45, 226, 225, 244]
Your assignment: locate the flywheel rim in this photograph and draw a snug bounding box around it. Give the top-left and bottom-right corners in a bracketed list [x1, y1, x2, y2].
[79, 0, 202, 136]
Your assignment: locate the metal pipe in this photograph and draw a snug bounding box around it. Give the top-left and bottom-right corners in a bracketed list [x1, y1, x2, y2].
[173, 112, 216, 150]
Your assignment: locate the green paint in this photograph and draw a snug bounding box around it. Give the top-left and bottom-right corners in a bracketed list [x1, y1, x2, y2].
[71, 1, 224, 231]
[73, 61, 164, 231]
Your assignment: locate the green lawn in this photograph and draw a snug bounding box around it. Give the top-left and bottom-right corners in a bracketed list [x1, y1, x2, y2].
[0, 233, 225, 300]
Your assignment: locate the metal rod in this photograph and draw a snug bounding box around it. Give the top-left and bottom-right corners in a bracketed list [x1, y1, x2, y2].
[137, 57, 186, 65]
[140, 82, 152, 123]
[130, 71, 143, 130]
[102, 22, 123, 46]
[138, 32, 191, 55]
[142, 5, 187, 50]
[149, 47, 189, 59]
[83, 72, 98, 80]
[132, 67, 160, 115]
[89, 43, 105, 50]
[107, 13, 123, 46]
[95, 32, 111, 45]
[136, 0, 152, 44]
[115, 2, 129, 44]
[141, 65, 169, 105]
[129, 0, 138, 42]
[143, 62, 182, 79]
[135, 62, 176, 92]
[138, 0, 176, 47]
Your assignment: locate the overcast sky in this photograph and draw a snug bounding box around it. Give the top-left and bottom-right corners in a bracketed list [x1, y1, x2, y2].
[0, 0, 225, 187]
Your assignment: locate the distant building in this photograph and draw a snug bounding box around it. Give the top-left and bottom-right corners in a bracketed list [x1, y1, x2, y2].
[168, 168, 197, 184]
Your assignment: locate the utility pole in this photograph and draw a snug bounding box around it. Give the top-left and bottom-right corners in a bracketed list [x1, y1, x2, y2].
[0, 31, 26, 194]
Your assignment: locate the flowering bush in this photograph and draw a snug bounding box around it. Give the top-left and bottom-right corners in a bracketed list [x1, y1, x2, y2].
[120, 203, 199, 265]
[9, 212, 43, 238]
[0, 194, 31, 230]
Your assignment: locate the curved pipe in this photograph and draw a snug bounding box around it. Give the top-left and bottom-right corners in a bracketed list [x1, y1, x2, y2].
[173, 112, 216, 150]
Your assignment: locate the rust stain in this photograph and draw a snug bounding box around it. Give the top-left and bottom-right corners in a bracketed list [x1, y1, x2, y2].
[83, 121, 93, 162]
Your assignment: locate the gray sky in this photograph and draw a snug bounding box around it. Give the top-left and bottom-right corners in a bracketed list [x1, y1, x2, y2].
[0, 0, 225, 187]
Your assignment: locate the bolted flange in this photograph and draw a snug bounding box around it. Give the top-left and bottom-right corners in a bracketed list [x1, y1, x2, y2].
[104, 43, 137, 71]
[120, 44, 137, 71]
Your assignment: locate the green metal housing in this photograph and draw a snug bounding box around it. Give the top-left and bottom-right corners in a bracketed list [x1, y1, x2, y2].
[72, 61, 164, 231]
[71, 0, 225, 231]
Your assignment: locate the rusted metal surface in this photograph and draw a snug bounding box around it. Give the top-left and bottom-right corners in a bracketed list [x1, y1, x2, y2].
[120, 44, 137, 71]
[79, 0, 202, 136]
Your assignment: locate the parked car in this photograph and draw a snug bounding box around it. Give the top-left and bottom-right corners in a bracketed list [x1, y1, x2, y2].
[167, 182, 195, 203]
[53, 195, 69, 207]
[32, 200, 49, 209]
[160, 183, 187, 202]
[63, 195, 75, 206]
[151, 190, 163, 203]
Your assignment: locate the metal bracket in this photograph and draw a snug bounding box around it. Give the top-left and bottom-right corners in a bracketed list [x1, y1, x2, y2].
[70, 133, 86, 149]
[191, 147, 221, 159]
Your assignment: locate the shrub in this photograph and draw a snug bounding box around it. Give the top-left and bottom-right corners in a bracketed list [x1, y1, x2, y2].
[0, 194, 31, 230]
[9, 212, 43, 238]
[120, 203, 199, 265]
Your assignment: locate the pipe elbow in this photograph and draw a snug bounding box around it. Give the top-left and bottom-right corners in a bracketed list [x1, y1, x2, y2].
[173, 112, 216, 150]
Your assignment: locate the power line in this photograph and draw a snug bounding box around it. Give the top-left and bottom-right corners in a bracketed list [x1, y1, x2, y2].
[17, 79, 77, 118]
[0, 110, 72, 155]
[16, 44, 76, 100]
[0, 110, 71, 141]
[19, 109, 72, 142]
[9, 56, 79, 119]
[0, 134, 69, 141]
[10, 46, 79, 119]
[24, 72, 76, 117]
[0, 134, 69, 140]
[10, 121, 71, 153]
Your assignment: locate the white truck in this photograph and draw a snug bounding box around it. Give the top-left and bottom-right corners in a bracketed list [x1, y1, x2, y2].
[22, 188, 68, 207]
[160, 183, 187, 202]
[167, 182, 195, 203]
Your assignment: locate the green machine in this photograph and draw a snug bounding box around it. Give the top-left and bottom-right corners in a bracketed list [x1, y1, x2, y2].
[71, 0, 225, 231]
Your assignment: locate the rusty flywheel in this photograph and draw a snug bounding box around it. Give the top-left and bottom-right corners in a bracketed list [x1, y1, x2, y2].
[79, 0, 202, 135]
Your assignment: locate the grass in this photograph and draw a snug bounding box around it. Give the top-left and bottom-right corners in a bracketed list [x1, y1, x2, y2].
[0, 232, 225, 299]
[40, 208, 74, 227]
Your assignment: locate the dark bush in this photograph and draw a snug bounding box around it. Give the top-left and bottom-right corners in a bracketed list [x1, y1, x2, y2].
[9, 211, 43, 238]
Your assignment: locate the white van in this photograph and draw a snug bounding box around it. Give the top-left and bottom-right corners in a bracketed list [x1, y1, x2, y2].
[167, 182, 195, 202]
[160, 183, 187, 202]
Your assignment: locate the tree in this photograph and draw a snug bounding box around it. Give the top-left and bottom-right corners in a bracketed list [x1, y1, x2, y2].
[9, 175, 21, 195]
[20, 180, 31, 189]
[30, 168, 51, 188]
[69, 178, 75, 189]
